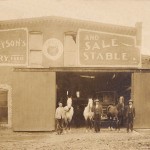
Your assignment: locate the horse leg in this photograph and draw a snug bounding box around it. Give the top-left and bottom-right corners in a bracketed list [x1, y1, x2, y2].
[115, 117, 119, 131]
[66, 119, 70, 131]
[89, 119, 93, 132]
[64, 119, 68, 133]
[94, 116, 98, 133]
[68, 120, 72, 132]
[85, 119, 87, 132]
[92, 118, 94, 129]
[68, 121, 70, 130]
[108, 117, 113, 130]
[89, 119, 91, 129]
[85, 118, 89, 132]
[107, 114, 112, 130]
[94, 119, 97, 132]
[117, 119, 120, 131]
[108, 117, 110, 130]
[88, 118, 92, 131]
[118, 116, 121, 131]
[99, 116, 101, 132]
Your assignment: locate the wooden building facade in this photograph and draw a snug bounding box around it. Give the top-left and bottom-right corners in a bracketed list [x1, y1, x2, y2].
[0, 16, 150, 131]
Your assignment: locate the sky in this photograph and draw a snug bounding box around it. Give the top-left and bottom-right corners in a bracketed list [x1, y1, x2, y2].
[0, 0, 150, 55]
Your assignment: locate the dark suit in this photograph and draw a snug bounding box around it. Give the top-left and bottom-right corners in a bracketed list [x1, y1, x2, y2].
[116, 103, 124, 127]
[126, 105, 135, 132]
[93, 104, 103, 132]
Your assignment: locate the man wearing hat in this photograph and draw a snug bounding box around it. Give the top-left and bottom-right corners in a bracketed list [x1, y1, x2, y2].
[55, 101, 65, 134]
[93, 99, 103, 133]
[126, 99, 135, 133]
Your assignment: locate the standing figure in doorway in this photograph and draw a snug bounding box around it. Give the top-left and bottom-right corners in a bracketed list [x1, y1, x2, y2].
[126, 99, 135, 133]
[55, 101, 65, 135]
[93, 99, 103, 133]
[74, 105, 81, 128]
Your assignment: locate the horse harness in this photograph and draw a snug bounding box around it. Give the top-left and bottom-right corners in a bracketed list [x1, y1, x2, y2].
[65, 106, 71, 112]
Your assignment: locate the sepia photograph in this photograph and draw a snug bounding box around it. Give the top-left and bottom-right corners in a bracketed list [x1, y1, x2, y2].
[0, 0, 150, 149]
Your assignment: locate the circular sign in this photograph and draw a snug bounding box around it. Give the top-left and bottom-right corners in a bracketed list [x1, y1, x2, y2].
[43, 38, 63, 60]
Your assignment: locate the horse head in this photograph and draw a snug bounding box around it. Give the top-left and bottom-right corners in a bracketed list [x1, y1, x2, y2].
[87, 98, 93, 110]
[86, 98, 94, 118]
[83, 98, 94, 130]
[63, 97, 74, 126]
[119, 96, 124, 104]
[67, 97, 72, 109]
[117, 96, 125, 115]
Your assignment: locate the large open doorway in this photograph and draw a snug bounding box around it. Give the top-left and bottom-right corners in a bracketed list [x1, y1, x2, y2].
[56, 72, 131, 127]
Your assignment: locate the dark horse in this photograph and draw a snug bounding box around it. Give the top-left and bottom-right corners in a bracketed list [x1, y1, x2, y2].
[107, 96, 124, 131]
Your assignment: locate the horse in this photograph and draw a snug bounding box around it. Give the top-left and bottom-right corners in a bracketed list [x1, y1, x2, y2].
[83, 98, 94, 132]
[107, 96, 125, 131]
[63, 97, 74, 133]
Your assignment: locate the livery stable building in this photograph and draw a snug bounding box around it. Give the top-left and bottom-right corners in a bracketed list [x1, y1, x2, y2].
[0, 16, 150, 131]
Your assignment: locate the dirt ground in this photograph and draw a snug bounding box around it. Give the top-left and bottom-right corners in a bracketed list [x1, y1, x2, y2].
[0, 127, 150, 150]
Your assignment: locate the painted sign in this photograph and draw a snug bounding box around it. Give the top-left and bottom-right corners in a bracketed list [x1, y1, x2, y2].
[78, 29, 141, 67]
[43, 38, 63, 60]
[0, 28, 28, 66]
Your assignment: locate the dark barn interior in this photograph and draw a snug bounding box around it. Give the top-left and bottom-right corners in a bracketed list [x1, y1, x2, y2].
[56, 72, 131, 127]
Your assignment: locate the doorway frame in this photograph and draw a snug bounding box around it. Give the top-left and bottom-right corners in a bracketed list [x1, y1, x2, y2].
[0, 84, 12, 128]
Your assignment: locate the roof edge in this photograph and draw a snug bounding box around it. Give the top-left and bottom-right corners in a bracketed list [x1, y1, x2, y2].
[0, 16, 137, 33]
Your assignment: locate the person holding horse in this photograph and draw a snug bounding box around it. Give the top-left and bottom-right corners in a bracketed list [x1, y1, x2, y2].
[93, 99, 103, 133]
[74, 105, 81, 128]
[55, 101, 65, 135]
[126, 99, 135, 133]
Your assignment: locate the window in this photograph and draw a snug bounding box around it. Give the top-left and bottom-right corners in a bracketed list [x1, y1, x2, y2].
[29, 31, 43, 67]
[0, 89, 8, 123]
[64, 31, 77, 66]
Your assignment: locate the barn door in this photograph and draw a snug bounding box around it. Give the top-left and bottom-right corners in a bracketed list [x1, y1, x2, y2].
[12, 71, 56, 131]
[132, 72, 150, 128]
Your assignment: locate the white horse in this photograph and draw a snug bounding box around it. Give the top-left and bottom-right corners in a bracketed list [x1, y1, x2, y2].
[64, 97, 74, 132]
[83, 98, 94, 132]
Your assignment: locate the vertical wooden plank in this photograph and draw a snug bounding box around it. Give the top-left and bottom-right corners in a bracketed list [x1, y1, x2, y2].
[133, 72, 150, 128]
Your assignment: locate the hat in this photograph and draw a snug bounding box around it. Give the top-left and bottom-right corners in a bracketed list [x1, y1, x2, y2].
[129, 99, 133, 103]
[58, 101, 63, 104]
[95, 99, 99, 102]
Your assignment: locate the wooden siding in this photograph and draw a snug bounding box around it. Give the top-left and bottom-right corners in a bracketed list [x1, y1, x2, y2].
[133, 72, 150, 128]
[12, 71, 56, 131]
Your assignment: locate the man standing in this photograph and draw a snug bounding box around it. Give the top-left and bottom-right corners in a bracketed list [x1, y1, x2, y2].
[55, 101, 65, 135]
[126, 99, 135, 133]
[93, 99, 103, 133]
